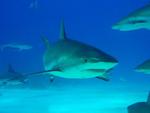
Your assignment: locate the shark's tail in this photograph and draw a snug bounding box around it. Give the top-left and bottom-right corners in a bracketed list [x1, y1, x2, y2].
[147, 92, 150, 105]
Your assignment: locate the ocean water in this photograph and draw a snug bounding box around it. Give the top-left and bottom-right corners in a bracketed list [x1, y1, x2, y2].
[0, 0, 150, 113]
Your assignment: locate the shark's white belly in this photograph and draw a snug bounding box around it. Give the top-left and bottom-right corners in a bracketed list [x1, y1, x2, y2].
[45, 62, 117, 79]
[50, 71, 104, 79]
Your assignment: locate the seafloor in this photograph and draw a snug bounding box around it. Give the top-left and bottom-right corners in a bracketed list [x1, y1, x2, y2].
[0, 80, 148, 113]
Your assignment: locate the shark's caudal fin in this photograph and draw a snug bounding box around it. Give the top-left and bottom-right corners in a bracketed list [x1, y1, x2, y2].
[41, 36, 51, 49]
[60, 20, 68, 40]
[8, 64, 16, 73]
[147, 92, 150, 105]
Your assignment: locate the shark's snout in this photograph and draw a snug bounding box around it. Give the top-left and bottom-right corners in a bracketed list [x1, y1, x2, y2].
[100, 53, 118, 63]
[112, 23, 129, 31]
[98, 54, 118, 70]
[86, 54, 118, 72]
[112, 24, 135, 31]
[112, 24, 120, 30]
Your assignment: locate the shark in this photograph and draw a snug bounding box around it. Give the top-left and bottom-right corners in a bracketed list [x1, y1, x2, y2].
[112, 4, 150, 31]
[0, 64, 28, 86]
[127, 92, 150, 113]
[0, 43, 32, 51]
[135, 59, 150, 74]
[29, 21, 118, 81]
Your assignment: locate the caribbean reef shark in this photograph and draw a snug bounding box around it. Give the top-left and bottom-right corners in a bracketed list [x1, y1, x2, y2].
[0, 65, 28, 86]
[29, 21, 118, 81]
[127, 92, 150, 113]
[0, 43, 32, 51]
[135, 59, 150, 74]
[112, 4, 150, 31]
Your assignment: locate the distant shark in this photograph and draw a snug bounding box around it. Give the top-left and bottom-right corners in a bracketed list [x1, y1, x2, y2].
[127, 92, 150, 113]
[112, 4, 150, 31]
[135, 59, 150, 74]
[0, 43, 32, 51]
[0, 65, 28, 86]
[29, 21, 118, 81]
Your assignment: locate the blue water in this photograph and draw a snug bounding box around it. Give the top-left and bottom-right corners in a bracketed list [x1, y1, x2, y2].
[0, 0, 150, 113]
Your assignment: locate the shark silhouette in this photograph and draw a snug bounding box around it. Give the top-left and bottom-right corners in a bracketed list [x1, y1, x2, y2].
[0, 64, 28, 86]
[112, 4, 150, 31]
[0, 43, 32, 51]
[135, 59, 150, 74]
[128, 92, 150, 113]
[28, 21, 118, 81]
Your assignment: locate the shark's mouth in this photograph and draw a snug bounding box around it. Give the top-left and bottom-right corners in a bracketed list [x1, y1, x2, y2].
[128, 19, 147, 24]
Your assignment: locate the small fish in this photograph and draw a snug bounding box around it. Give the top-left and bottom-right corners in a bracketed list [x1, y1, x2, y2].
[112, 4, 150, 31]
[28, 21, 118, 81]
[135, 59, 150, 74]
[0, 43, 32, 51]
[127, 92, 150, 113]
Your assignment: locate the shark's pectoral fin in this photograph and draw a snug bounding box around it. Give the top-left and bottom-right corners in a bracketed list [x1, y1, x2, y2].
[25, 68, 62, 76]
[96, 76, 109, 81]
[96, 73, 109, 81]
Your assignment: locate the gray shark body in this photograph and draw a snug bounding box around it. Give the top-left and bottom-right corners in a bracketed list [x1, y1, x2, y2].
[112, 4, 150, 31]
[1, 43, 32, 51]
[0, 65, 27, 86]
[40, 22, 118, 81]
[135, 59, 150, 74]
[128, 92, 150, 113]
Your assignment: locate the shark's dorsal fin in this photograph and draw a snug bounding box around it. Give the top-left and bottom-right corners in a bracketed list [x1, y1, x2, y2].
[8, 64, 16, 73]
[147, 92, 150, 105]
[60, 20, 68, 40]
[41, 36, 51, 49]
